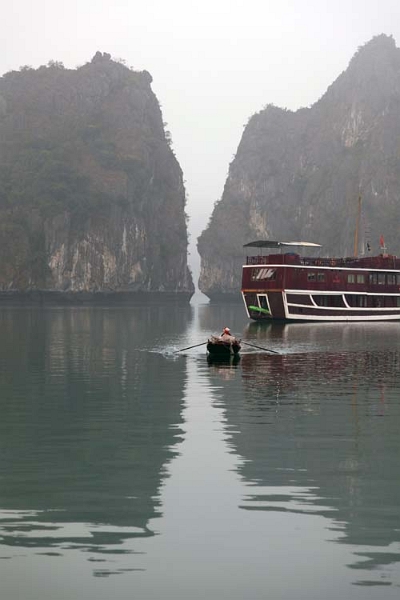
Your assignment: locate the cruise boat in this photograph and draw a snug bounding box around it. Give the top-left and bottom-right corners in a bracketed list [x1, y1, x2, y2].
[241, 240, 400, 321]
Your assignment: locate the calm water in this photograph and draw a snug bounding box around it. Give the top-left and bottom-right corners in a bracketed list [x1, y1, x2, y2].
[0, 295, 400, 599]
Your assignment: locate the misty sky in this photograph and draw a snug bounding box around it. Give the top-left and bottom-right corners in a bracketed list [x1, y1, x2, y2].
[2, 0, 400, 274]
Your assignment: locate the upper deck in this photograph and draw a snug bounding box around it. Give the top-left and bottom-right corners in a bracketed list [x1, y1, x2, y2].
[242, 246, 400, 296]
[244, 253, 400, 270]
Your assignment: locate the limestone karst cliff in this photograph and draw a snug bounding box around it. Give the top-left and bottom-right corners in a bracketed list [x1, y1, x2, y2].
[198, 34, 400, 300]
[0, 52, 194, 301]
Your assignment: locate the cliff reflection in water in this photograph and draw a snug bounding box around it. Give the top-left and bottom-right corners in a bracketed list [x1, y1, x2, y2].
[222, 323, 400, 575]
[0, 306, 190, 565]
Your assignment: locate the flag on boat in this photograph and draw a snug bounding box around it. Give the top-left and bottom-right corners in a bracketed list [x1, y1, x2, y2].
[380, 235, 385, 247]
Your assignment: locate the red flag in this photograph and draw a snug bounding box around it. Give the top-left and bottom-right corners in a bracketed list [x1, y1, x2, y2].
[380, 235, 385, 247]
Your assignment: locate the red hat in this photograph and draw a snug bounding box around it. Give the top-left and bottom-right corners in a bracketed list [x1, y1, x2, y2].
[223, 327, 231, 333]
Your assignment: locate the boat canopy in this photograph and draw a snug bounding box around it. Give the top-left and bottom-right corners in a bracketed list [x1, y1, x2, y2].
[243, 240, 321, 248]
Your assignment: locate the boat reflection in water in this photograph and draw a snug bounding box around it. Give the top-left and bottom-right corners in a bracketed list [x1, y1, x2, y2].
[207, 354, 241, 367]
[206, 354, 241, 382]
[222, 322, 400, 582]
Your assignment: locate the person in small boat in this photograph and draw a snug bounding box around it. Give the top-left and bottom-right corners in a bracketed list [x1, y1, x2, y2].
[220, 327, 236, 343]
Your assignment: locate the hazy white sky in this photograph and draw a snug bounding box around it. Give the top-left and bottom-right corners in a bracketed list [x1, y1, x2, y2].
[2, 0, 400, 272]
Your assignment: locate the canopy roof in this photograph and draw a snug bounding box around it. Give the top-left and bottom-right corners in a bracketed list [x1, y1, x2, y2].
[243, 240, 321, 248]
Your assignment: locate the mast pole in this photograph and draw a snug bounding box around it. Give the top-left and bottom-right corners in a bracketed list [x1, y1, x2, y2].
[354, 194, 362, 257]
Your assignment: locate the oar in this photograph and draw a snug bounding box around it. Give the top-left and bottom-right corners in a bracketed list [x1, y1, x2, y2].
[241, 341, 279, 354]
[174, 341, 208, 353]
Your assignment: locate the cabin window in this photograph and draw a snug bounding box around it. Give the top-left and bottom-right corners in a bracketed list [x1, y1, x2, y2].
[313, 295, 345, 307]
[356, 274, 365, 284]
[369, 273, 378, 285]
[307, 272, 316, 282]
[347, 274, 355, 283]
[317, 273, 325, 282]
[387, 273, 398, 285]
[329, 295, 345, 308]
[251, 267, 276, 281]
[397, 297, 400, 307]
[313, 295, 329, 306]
[331, 295, 346, 307]
[378, 273, 386, 285]
[347, 295, 367, 307]
[287, 294, 313, 305]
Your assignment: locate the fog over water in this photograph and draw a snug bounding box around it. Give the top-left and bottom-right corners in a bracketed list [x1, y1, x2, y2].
[2, 1, 400, 274]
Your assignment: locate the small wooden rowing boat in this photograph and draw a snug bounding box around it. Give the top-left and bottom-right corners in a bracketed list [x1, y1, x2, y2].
[207, 335, 241, 357]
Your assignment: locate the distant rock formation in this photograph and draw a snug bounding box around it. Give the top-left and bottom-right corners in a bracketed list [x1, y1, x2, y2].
[198, 34, 400, 300]
[0, 53, 194, 301]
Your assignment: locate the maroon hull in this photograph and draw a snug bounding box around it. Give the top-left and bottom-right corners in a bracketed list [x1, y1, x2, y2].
[265, 292, 286, 319]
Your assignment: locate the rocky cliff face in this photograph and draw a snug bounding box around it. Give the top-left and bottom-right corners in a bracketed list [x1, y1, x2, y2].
[0, 52, 194, 299]
[198, 34, 400, 299]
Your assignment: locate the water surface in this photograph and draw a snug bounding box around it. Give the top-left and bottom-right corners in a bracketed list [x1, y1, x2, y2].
[0, 298, 399, 598]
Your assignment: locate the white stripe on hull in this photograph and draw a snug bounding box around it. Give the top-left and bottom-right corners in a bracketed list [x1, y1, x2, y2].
[284, 312, 400, 322]
[284, 290, 400, 321]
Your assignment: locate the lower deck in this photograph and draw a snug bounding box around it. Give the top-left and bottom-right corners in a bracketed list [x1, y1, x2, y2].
[243, 290, 400, 321]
